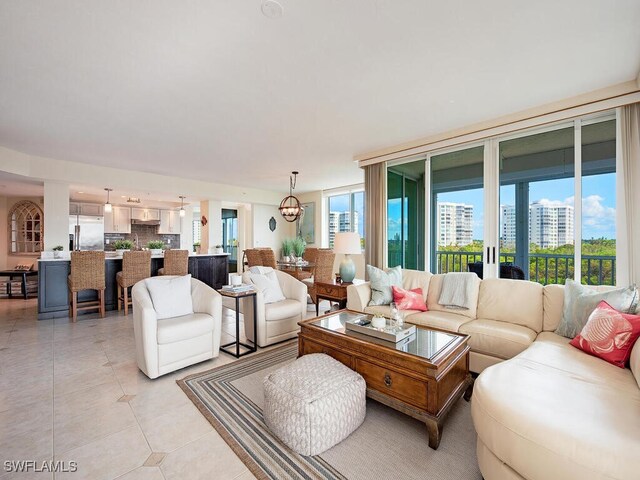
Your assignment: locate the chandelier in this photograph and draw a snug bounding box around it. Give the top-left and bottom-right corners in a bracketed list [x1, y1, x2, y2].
[279, 171, 304, 223]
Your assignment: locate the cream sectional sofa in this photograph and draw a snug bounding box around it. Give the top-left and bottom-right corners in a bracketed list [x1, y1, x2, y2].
[347, 269, 640, 480]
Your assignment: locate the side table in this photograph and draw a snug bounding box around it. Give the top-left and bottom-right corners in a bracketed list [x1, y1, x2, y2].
[0, 269, 38, 300]
[218, 288, 258, 358]
[313, 279, 365, 316]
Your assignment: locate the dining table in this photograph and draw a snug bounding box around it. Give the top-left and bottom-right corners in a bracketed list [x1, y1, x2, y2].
[276, 260, 315, 280]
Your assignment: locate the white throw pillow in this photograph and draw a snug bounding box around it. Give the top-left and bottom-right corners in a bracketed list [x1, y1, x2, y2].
[145, 275, 194, 320]
[249, 266, 274, 275]
[248, 271, 286, 304]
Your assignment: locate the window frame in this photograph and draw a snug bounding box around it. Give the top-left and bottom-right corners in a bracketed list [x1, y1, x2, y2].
[325, 187, 365, 249]
[8, 200, 44, 256]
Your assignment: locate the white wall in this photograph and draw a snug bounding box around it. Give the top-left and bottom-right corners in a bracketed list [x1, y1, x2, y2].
[251, 204, 295, 256]
[199, 200, 223, 253]
[43, 181, 70, 251]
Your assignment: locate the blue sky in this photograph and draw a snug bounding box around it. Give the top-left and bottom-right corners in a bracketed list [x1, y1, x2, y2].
[388, 172, 616, 241]
[329, 193, 365, 238]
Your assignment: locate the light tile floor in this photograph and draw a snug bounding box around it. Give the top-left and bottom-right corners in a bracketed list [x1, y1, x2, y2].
[0, 297, 327, 479]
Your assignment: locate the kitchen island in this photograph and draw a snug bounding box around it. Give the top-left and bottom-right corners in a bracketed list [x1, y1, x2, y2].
[37, 253, 229, 320]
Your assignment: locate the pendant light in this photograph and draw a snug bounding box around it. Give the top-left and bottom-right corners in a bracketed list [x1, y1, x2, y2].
[179, 195, 186, 217]
[279, 171, 304, 222]
[104, 188, 113, 213]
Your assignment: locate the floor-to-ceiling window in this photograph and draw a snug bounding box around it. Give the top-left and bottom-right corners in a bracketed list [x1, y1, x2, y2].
[222, 209, 238, 273]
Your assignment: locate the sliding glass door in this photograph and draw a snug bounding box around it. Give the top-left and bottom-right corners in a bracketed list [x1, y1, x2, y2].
[387, 111, 617, 286]
[429, 145, 484, 274]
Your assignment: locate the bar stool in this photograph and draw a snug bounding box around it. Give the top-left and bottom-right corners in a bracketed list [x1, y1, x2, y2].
[116, 251, 151, 315]
[68, 251, 106, 322]
[260, 248, 278, 269]
[158, 249, 189, 276]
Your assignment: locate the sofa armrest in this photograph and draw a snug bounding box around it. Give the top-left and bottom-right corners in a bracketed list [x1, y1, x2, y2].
[347, 282, 371, 312]
[275, 270, 308, 306]
[191, 280, 222, 322]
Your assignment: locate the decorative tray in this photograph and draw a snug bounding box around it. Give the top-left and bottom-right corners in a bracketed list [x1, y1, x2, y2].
[345, 316, 416, 343]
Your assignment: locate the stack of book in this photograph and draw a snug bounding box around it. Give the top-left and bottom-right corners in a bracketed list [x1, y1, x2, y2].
[220, 284, 255, 294]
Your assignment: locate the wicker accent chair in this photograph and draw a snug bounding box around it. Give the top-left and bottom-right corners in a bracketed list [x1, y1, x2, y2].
[259, 248, 278, 269]
[117, 251, 152, 315]
[303, 247, 319, 264]
[304, 250, 336, 307]
[158, 249, 189, 276]
[67, 251, 106, 322]
[244, 249, 265, 269]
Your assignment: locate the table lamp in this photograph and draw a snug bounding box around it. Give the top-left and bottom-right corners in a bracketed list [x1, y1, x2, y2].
[333, 232, 361, 283]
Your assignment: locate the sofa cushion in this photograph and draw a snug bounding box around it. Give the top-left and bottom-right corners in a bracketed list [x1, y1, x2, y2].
[364, 305, 422, 318]
[157, 313, 214, 344]
[426, 274, 480, 319]
[406, 310, 472, 332]
[555, 280, 638, 338]
[401, 269, 431, 296]
[247, 270, 286, 304]
[542, 284, 565, 331]
[367, 265, 402, 306]
[265, 299, 302, 321]
[569, 300, 640, 368]
[460, 319, 536, 360]
[471, 341, 640, 480]
[535, 331, 571, 347]
[477, 278, 543, 332]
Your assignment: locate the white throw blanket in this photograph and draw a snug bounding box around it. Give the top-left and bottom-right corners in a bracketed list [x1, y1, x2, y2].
[438, 272, 476, 310]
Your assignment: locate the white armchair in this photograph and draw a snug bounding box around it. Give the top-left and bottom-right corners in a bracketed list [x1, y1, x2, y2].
[242, 269, 307, 347]
[132, 277, 222, 379]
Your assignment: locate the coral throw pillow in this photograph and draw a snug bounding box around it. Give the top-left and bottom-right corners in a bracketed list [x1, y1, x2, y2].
[570, 301, 640, 368]
[392, 286, 428, 312]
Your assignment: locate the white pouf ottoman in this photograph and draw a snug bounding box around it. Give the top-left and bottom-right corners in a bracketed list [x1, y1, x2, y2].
[263, 353, 366, 456]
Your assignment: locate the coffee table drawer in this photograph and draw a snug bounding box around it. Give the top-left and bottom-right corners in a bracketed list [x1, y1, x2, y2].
[300, 338, 354, 369]
[355, 358, 428, 409]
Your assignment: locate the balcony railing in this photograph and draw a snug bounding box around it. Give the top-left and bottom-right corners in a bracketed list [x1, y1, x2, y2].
[435, 250, 615, 286]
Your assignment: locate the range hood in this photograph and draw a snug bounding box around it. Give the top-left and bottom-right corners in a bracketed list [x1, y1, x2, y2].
[131, 219, 161, 226]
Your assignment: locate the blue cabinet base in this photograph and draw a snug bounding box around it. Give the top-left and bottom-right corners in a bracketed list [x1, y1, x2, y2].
[37, 256, 229, 320]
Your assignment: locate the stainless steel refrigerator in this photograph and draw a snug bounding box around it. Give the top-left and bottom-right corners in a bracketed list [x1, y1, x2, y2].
[69, 215, 105, 251]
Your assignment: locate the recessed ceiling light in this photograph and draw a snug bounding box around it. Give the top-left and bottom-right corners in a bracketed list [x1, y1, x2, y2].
[77, 191, 84, 194]
[121, 195, 127, 198]
[261, 0, 283, 19]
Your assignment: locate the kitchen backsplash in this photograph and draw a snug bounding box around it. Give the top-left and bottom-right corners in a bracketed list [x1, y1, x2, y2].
[104, 224, 180, 251]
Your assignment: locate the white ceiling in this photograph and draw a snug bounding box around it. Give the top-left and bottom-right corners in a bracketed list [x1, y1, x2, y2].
[0, 1, 639, 194]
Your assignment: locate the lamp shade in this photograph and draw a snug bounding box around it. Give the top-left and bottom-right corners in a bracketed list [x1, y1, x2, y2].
[333, 232, 361, 254]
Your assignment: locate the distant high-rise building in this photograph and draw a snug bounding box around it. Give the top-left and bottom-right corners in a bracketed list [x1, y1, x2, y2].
[437, 202, 473, 247]
[501, 201, 574, 249]
[501, 204, 516, 249]
[328, 211, 358, 246]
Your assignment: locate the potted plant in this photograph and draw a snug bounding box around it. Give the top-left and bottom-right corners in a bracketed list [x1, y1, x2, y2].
[113, 239, 133, 254]
[214, 244, 224, 254]
[146, 240, 164, 255]
[292, 237, 306, 262]
[281, 238, 293, 262]
[193, 242, 201, 254]
[52, 245, 64, 259]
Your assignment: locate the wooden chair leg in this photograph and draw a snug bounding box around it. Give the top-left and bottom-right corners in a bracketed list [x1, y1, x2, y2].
[117, 284, 122, 311]
[72, 292, 78, 322]
[124, 286, 129, 316]
[68, 289, 72, 319]
[99, 289, 105, 318]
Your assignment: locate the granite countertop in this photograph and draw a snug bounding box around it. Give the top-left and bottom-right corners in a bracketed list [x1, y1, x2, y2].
[39, 252, 230, 262]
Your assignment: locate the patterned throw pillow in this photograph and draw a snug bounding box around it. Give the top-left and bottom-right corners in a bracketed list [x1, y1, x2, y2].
[367, 265, 402, 306]
[570, 301, 640, 368]
[555, 279, 638, 338]
[392, 286, 428, 312]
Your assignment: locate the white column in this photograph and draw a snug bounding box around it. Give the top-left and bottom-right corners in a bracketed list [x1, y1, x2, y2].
[199, 200, 222, 253]
[44, 181, 70, 251]
[179, 204, 195, 251]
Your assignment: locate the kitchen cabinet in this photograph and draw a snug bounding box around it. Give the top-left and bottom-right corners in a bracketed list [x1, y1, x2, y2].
[104, 206, 131, 233]
[159, 210, 181, 234]
[69, 202, 104, 216]
[131, 207, 160, 221]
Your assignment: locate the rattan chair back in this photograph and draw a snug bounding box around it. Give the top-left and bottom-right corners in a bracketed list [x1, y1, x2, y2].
[69, 251, 105, 291]
[163, 249, 189, 276]
[121, 251, 151, 287]
[313, 250, 335, 283]
[260, 249, 277, 269]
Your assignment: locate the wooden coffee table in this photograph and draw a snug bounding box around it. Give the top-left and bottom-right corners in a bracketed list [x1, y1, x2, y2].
[298, 310, 471, 449]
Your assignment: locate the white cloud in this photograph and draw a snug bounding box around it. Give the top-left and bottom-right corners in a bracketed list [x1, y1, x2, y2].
[582, 194, 615, 230]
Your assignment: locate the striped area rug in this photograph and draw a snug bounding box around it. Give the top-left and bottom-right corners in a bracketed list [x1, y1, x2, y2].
[177, 342, 481, 480]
